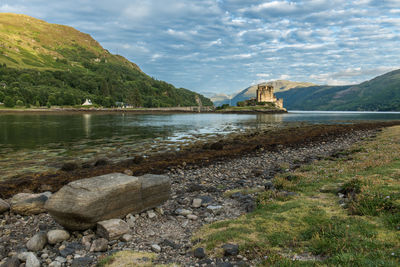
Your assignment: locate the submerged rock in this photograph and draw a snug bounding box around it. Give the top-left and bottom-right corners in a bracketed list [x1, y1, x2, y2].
[45, 173, 170, 230]
[61, 162, 79, 172]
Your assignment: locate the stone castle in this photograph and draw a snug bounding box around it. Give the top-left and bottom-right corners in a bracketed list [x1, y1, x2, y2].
[256, 84, 284, 109]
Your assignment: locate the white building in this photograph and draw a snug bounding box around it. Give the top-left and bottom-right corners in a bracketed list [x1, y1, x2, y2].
[82, 99, 93, 106]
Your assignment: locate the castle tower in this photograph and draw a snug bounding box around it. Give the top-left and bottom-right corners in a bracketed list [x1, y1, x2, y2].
[256, 85, 275, 102]
[255, 84, 284, 109]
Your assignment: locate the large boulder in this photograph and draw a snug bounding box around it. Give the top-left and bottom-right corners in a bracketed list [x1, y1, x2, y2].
[10, 192, 51, 215]
[45, 173, 170, 230]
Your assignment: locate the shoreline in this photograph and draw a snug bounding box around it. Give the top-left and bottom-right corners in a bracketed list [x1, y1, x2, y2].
[0, 106, 287, 115]
[0, 122, 392, 266]
[1, 121, 399, 199]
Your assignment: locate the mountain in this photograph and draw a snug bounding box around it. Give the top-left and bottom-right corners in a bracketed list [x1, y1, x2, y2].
[218, 80, 315, 106]
[276, 69, 400, 111]
[0, 13, 213, 107]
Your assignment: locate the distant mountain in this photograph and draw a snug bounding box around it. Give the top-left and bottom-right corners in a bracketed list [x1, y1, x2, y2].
[209, 93, 235, 107]
[222, 80, 315, 106]
[0, 13, 212, 107]
[276, 69, 400, 111]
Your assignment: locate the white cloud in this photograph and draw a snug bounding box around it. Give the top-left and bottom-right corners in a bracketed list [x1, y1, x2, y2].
[1, 0, 400, 94]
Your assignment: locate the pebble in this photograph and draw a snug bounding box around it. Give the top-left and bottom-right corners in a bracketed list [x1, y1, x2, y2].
[90, 238, 108, 252]
[187, 214, 198, 220]
[26, 252, 41, 267]
[192, 198, 203, 208]
[47, 230, 70, 245]
[55, 256, 67, 263]
[121, 234, 133, 242]
[175, 208, 192, 216]
[151, 244, 162, 253]
[193, 247, 206, 259]
[26, 232, 47, 252]
[222, 244, 239, 256]
[207, 205, 223, 214]
[147, 210, 157, 219]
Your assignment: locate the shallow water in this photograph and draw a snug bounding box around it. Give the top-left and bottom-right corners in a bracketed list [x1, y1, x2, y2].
[1, 111, 400, 180]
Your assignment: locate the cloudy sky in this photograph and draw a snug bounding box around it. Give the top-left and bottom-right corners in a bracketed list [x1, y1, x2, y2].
[1, 0, 400, 95]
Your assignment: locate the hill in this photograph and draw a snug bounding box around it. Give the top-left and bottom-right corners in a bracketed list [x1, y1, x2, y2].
[0, 13, 212, 108]
[216, 80, 315, 106]
[276, 69, 400, 111]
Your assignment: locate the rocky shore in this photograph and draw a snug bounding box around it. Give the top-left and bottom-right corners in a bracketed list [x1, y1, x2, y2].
[0, 126, 380, 267]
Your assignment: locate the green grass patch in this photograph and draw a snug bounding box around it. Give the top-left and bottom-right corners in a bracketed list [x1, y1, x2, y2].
[194, 126, 400, 265]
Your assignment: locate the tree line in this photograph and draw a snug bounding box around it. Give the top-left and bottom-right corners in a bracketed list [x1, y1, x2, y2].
[0, 62, 213, 108]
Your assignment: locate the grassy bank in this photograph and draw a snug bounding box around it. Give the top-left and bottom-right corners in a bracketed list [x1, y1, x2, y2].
[215, 105, 286, 114]
[194, 126, 400, 266]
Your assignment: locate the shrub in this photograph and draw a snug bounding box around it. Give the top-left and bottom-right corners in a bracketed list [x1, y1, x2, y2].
[4, 96, 15, 107]
[16, 99, 24, 106]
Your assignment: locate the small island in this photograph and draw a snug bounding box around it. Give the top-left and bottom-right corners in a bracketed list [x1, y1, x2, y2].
[216, 84, 287, 113]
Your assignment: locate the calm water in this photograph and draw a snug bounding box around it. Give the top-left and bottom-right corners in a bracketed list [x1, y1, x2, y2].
[1, 111, 400, 180]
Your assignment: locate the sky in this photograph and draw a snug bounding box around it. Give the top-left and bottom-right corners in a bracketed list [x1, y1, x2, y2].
[1, 0, 400, 95]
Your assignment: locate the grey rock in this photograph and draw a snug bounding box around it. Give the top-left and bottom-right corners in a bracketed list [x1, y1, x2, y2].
[192, 198, 203, 208]
[187, 214, 198, 220]
[90, 238, 108, 252]
[10, 193, 51, 215]
[175, 208, 192, 216]
[120, 234, 133, 242]
[17, 252, 30, 261]
[207, 205, 223, 214]
[151, 244, 161, 253]
[217, 263, 234, 267]
[0, 245, 7, 259]
[47, 230, 70, 245]
[193, 247, 206, 259]
[49, 261, 61, 267]
[26, 252, 40, 267]
[71, 256, 92, 267]
[26, 232, 47, 252]
[1, 256, 20, 267]
[147, 210, 156, 219]
[45, 173, 170, 230]
[126, 218, 136, 228]
[97, 219, 130, 240]
[55, 257, 66, 263]
[222, 243, 239, 256]
[0, 199, 10, 214]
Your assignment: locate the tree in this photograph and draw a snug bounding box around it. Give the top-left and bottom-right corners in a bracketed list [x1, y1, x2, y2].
[16, 99, 24, 106]
[4, 96, 15, 108]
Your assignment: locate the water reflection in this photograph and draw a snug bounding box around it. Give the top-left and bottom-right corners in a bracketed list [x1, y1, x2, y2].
[83, 114, 92, 138]
[0, 111, 400, 180]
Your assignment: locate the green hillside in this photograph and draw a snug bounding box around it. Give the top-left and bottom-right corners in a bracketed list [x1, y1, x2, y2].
[0, 13, 212, 107]
[276, 70, 400, 111]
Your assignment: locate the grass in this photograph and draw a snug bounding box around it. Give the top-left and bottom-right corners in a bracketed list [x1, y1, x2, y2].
[194, 126, 400, 266]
